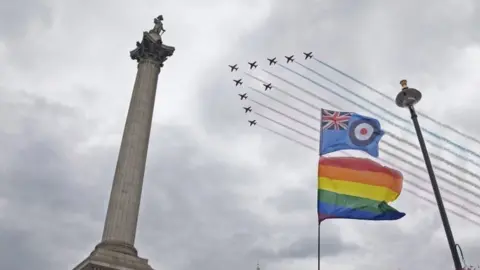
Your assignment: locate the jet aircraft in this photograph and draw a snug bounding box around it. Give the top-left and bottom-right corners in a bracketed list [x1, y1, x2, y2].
[267, 57, 277, 65]
[263, 83, 272, 90]
[303, 52, 313, 59]
[243, 106, 252, 113]
[233, 79, 243, 86]
[248, 120, 257, 126]
[248, 61, 258, 69]
[238, 93, 247, 100]
[228, 64, 238, 72]
[285, 55, 294, 63]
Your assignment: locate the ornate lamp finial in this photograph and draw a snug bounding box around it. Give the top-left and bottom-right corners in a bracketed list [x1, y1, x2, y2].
[395, 79, 422, 107]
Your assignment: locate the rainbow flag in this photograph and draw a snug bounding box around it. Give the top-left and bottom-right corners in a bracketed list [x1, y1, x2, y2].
[318, 156, 405, 222]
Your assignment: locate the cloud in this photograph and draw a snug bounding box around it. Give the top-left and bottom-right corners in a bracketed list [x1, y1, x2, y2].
[0, 0, 52, 40]
[0, 89, 101, 270]
[0, 88, 344, 270]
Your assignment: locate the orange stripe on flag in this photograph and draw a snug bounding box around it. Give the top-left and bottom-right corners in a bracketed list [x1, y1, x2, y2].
[318, 164, 402, 194]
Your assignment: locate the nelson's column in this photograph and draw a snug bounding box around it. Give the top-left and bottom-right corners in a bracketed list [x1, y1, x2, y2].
[72, 15, 175, 270]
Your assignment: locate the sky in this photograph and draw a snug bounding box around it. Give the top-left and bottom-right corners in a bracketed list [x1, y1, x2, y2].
[1, 0, 480, 269]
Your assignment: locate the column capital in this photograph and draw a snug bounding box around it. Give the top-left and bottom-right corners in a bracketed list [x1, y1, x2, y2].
[130, 15, 175, 67]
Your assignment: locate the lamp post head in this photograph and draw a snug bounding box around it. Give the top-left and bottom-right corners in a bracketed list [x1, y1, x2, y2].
[395, 79, 422, 108]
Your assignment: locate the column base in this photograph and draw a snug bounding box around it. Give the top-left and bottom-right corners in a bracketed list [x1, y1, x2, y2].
[95, 240, 138, 256]
[72, 242, 154, 270]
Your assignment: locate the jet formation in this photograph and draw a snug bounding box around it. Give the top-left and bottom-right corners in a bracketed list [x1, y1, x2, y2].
[230, 51, 311, 72]
[228, 64, 238, 72]
[230, 52, 314, 129]
[233, 79, 243, 86]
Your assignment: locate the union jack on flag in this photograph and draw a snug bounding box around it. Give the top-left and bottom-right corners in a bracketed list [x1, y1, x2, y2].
[321, 109, 352, 130]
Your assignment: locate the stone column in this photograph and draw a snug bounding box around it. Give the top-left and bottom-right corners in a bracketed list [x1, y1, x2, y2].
[99, 58, 160, 254]
[72, 16, 174, 270]
[97, 25, 175, 256]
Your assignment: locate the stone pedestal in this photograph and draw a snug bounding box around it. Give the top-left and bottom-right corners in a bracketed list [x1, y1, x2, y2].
[72, 18, 174, 270]
[73, 244, 153, 270]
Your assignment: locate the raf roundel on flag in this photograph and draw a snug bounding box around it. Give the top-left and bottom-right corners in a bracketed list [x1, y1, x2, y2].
[320, 109, 385, 157]
[349, 118, 381, 146]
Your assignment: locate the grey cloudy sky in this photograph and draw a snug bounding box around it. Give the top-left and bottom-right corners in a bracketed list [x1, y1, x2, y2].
[1, 0, 480, 269]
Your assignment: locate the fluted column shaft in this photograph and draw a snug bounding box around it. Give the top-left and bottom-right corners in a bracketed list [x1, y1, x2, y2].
[101, 58, 161, 248]
[71, 17, 174, 270]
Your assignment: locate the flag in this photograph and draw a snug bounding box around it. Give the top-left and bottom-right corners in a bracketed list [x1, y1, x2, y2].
[320, 109, 384, 157]
[318, 156, 405, 222]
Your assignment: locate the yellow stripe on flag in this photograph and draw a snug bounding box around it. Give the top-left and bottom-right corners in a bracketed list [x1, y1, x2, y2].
[318, 176, 399, 202]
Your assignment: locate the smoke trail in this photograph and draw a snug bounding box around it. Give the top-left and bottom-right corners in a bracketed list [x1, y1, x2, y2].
[405, 173, 480, 218]
[386, 130, 480, 175]
[312, 57, 480, 145]
[339, 153, 480, 216]
[248, 86, 318, 121]
[294, 60, 415, 125]
[254, 112, 318, 142]
[271, 65, 480, 168]
[251, 81, 480, 177]
[246, 75, 480, 184]
[346, 143, 480, 205]
[421, 187, 480, 220]
[261, 68, 340, 110]
[245, 72, 322, 111]
[380, 158, 480, 210]
[249, 99, 318, 132]
[251, 78, 480, 183]
[403, 187, 480, 227]
[257, 123, 480, 226]
[382, 139, 480, 192]
[285, 61, 480, 161]
[280, 63, 480, 158]
[381, 147, 480, 200]
[311, 57, 394, 100]
[244, 72, 268, 84]
[258, 124, 317, 152]
[257, 110, 480, 201]
[251, 83, 480, 181]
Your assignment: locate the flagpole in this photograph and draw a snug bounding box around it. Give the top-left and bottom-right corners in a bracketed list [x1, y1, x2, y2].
[317, 223, 321, 270]
[318, 110, 324, 270]
[395, 80, 462, 270]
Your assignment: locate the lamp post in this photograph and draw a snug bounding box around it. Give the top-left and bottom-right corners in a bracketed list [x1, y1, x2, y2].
[396, 80, 462, 269]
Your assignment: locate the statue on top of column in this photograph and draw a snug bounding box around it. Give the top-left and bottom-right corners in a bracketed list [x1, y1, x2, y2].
[150, 15, 165, 36]
[130, 14, 174, 64]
